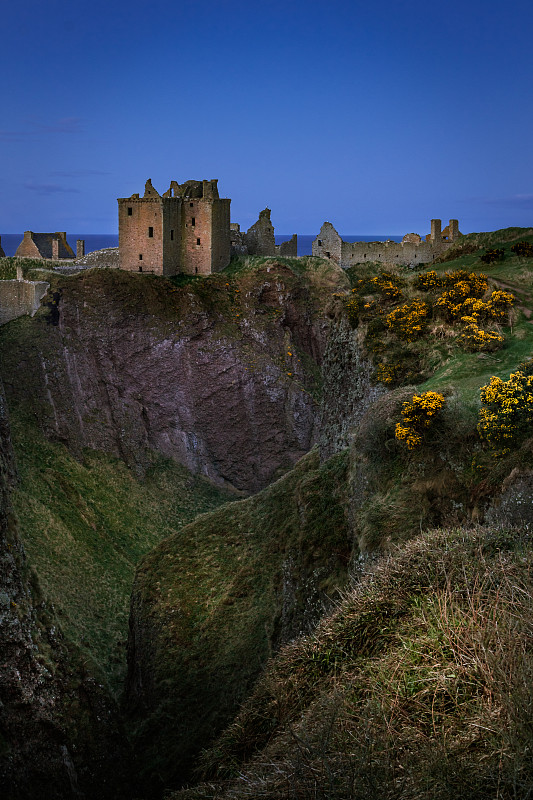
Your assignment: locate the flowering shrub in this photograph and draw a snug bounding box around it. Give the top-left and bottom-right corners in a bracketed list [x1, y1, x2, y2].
[478, 371, 533, 453]
[370, 272, 403, 301]
[413, 270, 441, 292]
[395, 392, 446, 448]
[386, 300, 430, 341]
[485, 289, 515, 321]
[458, 317, 504, 351]
[415, 269, 488, 296]
[376, 362, 401, 385]
[480, 248, 505, 264]
[510, 241, 533, 257]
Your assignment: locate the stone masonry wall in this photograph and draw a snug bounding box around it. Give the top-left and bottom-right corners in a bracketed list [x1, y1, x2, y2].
[245, 209, 276, 256]
[181, 198, 213, 275]
[119, 197, 166, 274]
[312, 222, 342, 263]
[313, 221, 454, 268]
[0, 280, 49, 326]
[275, 234, 298, 257]
[210, 199, 231, 272]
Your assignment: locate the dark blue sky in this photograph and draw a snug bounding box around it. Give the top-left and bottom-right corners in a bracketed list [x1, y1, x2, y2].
[2, 0, 532, 236]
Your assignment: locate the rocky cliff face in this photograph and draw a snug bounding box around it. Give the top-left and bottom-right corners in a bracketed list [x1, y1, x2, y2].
[0, 263, 344, 492]
[0, 381, 132, 800]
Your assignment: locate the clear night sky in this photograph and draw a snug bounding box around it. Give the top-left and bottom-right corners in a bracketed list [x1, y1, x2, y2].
[1, 0, 532, 236]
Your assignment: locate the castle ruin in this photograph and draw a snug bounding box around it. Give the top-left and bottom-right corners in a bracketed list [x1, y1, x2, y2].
[118, 179, 231, 276]
[230, 208, 297, 258]
[312, 219, 462, 268]
[15, 231, 76, 260]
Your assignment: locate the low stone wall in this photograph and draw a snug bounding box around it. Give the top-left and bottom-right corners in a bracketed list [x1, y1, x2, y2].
[0, 280, 49, 325]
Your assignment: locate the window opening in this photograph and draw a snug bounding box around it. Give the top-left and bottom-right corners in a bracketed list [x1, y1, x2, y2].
[196, 238, 201, 245]
[170, 230, 174, 240]
[127, 207, 133, 216]
[139, 266, 143, 272]
[148, 227, 153, 237]
[190, 202, 194, 207]
[191, 217, 195, 226]
[139, 254, 143, 260]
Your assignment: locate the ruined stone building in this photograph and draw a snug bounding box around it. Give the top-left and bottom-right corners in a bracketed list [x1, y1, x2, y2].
[0, 237, 5, 258]
[15, 231, 76, 260]
[230, 208, 297, 258]
[312, 219, 461, 268]
[118, 178, 231, 276]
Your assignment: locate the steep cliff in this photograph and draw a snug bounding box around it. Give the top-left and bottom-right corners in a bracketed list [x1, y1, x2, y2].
[0, 381, 132, 800]
[0, 260, 346, 492]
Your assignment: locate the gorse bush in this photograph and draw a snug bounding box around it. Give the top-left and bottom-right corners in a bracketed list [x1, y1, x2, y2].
[458, 318, 504, 351]
[510, 240, 533, 257]
[345, 264, 516, 389]
[395, 391, 446, 449]
[370, 271, 403, 301]
[480, 248, 505, 264]
[478, 370, 533, 454]
[386, 299, 430, 341]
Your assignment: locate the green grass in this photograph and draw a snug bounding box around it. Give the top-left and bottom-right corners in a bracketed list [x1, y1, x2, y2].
[341, 231, 533, 406]
[125, 447, 352, 792]
[181, 525, 533, 800]
[10, 411, 232, 695]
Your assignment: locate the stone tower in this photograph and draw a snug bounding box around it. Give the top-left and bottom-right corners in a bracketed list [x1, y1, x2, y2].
[118, 178, 231, 276]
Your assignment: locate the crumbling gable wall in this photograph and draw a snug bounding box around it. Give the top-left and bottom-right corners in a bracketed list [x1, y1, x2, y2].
[312, 222, 343, 263]
[244, 209, 276, 256]
[275, 234, 298, 257]
[15, 232, 75, 260]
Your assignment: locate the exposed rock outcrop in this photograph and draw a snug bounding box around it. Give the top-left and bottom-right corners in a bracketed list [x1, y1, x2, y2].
[0, 263, 344, 492]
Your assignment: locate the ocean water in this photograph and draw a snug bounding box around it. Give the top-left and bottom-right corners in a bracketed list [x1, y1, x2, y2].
[1, 233, 402, 259]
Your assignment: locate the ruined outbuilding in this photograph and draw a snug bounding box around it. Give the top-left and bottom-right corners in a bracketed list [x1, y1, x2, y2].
[15, 231, 75, 260]
[312, 219, 462, 268]
[118, 178, 231, 276]
[230, 208, 298, 258]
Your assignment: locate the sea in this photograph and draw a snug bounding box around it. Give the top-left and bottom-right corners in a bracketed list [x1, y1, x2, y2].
[1, 233, 403, 259]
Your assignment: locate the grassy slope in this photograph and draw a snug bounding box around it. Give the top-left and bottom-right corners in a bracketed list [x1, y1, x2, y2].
[0, 255, 347, 698]
[420, 230, 533, 399]
[127, 447, 352, 790]
[177, 525, 533, 800]
[10, 412, 232, 695]
[168, 233, 533, 797]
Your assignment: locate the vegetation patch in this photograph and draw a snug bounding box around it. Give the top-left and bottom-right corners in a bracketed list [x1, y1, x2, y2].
[181, 526, 533, 800]
[9, 411, 231, 695]
[125, 448, 353, 793]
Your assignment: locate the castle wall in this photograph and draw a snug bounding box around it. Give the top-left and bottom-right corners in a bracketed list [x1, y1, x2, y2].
[313, 219, 458, 268]
[312, 223, 342, 263]
[210, 199, 231, 272]
[0, 280, 49, 325]
[275, 234, 298, 257]
[162, 200, 182, 276]
[119, 180, 231, 276]
[180, 198, 212, 275]
[245, 209, 276, 256]
[340, 239, 437, 267]
[119, 198, 160, 273]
